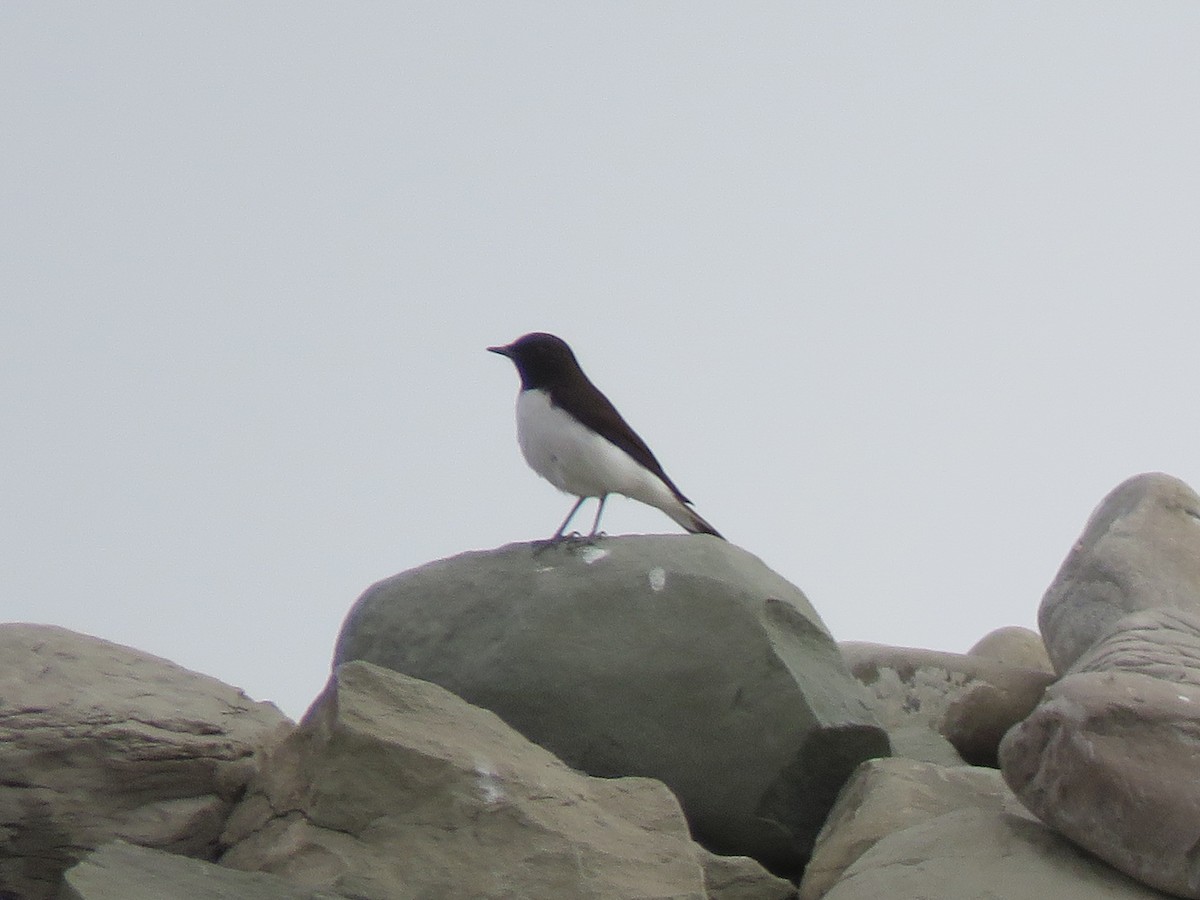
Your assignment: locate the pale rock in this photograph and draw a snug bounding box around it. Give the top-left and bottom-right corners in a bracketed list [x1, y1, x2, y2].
[220, 661, 710, 900]
[1000, 669, 1200, 898]
[698, 849, 797, 900]
[1038, 472, 1200, 673]
[1071, 607, 1200, 684]
[841, 642, 1052, 767]
[334, 537, 888, 875]
[820, 807, 1170, 900]
[0, 624, 290, 900]
[57, 841, 347, 900]
[968, 625, 1054, 673]
[799, 758, 1026, 900]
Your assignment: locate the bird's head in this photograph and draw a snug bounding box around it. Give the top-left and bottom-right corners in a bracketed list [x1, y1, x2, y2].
[488, 332, 582, 390]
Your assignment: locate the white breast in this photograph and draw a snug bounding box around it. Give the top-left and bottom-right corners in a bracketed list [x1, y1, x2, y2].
[514, 389, 678, 511]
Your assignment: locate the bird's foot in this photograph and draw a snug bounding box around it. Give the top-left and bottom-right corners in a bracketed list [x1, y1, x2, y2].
[531, 531, 584, 555]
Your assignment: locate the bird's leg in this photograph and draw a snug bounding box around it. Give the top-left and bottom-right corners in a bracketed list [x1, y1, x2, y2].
[549, 496, 587, 542]
[585, 494, 609, 541]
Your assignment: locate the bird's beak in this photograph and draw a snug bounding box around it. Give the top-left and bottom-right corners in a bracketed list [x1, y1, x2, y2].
[487, 344, 512, 357]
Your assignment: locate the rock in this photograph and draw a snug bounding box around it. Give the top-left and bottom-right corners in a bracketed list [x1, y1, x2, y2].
[819, 807, 1169, 900]
[58, 841, 348, 900]
[1071, 607, 1200, 684]
[221, 660, 711, 900]
[334, 537, 888, 875]
[1000, 668, 1200, 898]
[0, 624, 291, 900]
[841, 642, 1053, 767]
[799, 758, 1026, 900]
[968, 626, 1054, 673]
[1038, 472, 1200, 673]
[698, 849, 798, 900]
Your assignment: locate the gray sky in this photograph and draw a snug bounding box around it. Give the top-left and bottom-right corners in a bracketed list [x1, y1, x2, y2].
[6, 5, 1200, 719]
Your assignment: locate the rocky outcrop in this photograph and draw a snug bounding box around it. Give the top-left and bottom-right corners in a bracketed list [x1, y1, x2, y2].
[803, 758, 1168, 900]
[334, 536, 889, 875]
[21, 476, 1200, 899]
[842, 641, 1053, 767]
[1001, 669, 1200, 899]
[220, 660, 771, 900]
[1038, 472, 1200, 673]
[1002, 472, 1200, 898]
[0, 624, 290, 900]
[59, 841, 348, 900]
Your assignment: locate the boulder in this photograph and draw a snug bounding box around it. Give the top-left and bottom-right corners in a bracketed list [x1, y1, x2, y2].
[58, 841, 348, 900]
[1000, 667, 1200, 898]
[1038, 472, 1200, 673]
[841, 642, 1053, 767]
[333, 537, 888, 875]
[1071, 607, 1200, 684]
[220, 661, 714, 899]
[818, 807, 1169, 900]
[799, 758, 1026, 900]
[968, 626, 1053, 673]
[697, 850, 797, 900]
[0, 624, 290, 900]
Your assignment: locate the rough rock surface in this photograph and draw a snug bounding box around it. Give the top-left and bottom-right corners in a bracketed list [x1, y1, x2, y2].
[1038, 472, 1200, 673]
[698, 849, 797, 900]
[799, 758, 1026, 900]
[58, 841, 348, 900]
[334, 536, 888, 875]
[0, 624, 291, 900]
[221, 660, 718, 900]
[819, 807, 1170, 900]
[841, 642, 1053, 767]
[1000, 667, 1200, 899]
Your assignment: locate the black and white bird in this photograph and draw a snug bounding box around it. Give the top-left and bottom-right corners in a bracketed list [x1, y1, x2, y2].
[488, 332, 723, 541]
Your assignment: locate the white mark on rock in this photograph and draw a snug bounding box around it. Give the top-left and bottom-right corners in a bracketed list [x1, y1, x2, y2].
[648, 567, 667, 592]
[1180, 695, 1193, 703]
[474, 759, 504, 805]
[579, 546, 609, 565]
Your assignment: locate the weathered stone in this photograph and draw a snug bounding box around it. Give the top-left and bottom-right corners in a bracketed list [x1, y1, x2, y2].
[1038, 472, 1200, 673]
[698, 849, 797, 900]
[968, 626, 1054, 673]
[1000, 669, 1200, 898]
[334, 537, 888, 875]
[819, 807, 1169, 900]
[1071, 607, 1200, 684]
[799, 758, 1025, 900]
[0, 624, 291, 900]
[57, 841, 347, 900]
[221, 661, 709, 900]
[841, 642, 1052, 767]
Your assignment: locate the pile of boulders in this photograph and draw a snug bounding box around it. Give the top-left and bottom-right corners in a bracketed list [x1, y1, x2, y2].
[6, 472, 1200, 899]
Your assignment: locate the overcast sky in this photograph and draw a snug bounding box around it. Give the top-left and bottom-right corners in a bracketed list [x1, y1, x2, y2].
[6, 5, 1200, 719]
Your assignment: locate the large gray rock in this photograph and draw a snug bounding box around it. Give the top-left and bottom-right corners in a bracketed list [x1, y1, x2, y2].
[334, 537, 888, 875]
[0, 624, 291, 900]
[221, 661, 713, 900]
[1038, 472, 1200, 673]
[842, 642, 1053, 767]
[799, 759, 1027, 900]
[1000, 665, 1200, 898]
[58, 842, 348, 900]
[819, 807, 1169, 900]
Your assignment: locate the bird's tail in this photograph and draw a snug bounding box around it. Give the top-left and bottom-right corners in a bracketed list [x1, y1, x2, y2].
[665, 499, 724, 540]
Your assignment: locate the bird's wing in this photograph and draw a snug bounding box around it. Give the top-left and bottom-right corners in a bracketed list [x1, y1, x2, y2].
[552, 377, 693, 504]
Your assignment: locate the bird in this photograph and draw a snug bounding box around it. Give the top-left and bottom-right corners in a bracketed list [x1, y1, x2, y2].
[488, 332, 723, 541]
